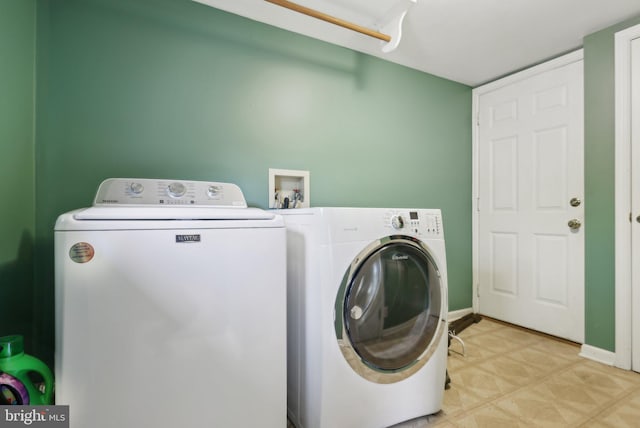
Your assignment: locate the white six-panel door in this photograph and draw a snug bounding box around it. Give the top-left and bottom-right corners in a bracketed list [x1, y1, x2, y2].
[473, 52, 585, 343]
[631, 36, 640, 371]
[614, 24, 640, 372]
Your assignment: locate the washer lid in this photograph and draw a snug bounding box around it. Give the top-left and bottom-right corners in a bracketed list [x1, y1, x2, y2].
[72, 206, 275, 221]
[58, 178, 278, 225]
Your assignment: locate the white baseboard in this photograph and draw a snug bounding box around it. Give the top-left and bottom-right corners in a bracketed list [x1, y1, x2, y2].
[448, 307, 473, 322]
[579, 344, 616, 366]
[445, 312, 620, 368]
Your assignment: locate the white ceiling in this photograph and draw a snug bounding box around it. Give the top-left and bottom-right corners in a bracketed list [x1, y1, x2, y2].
[194, 0, 640, 86]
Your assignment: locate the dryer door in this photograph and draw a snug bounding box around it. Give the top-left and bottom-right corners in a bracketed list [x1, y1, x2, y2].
[335, 235, 446, 383]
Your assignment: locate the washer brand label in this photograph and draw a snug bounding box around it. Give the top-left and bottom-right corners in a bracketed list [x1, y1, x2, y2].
[392, 253, 409, 261]
[1, 406, 69, 427]
[69, 242, 94, 264]
[176, 234, 201, 243]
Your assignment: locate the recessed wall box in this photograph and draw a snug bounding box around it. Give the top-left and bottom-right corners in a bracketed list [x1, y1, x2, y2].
[269, 168, 310, 209]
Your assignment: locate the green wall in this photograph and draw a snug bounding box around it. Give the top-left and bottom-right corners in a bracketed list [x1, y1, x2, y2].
[6, 0, 640, 365]
[0, 1, 37, 350]
[33, 0, 472, 363]
[584, 15, 640, 351]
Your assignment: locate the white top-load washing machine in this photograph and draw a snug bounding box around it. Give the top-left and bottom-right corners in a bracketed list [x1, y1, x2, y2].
[55, 178, 286, 428]
[279, 207, 448, 428]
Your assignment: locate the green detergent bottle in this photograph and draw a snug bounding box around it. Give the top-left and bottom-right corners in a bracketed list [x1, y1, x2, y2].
[0, 335, 54, 405]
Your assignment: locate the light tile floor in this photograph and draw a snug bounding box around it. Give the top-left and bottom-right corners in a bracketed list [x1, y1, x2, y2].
[392, 317, 640, 427]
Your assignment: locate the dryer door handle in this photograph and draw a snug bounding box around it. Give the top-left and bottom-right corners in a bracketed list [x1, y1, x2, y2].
[350, 306, 363, 320]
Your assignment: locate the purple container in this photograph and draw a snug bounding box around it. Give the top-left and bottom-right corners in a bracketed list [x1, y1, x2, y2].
[0, 372, 30, 405]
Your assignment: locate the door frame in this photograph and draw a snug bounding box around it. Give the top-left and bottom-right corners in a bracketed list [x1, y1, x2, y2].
[614, 23, 640, 371]
[471, 49, 584, 314]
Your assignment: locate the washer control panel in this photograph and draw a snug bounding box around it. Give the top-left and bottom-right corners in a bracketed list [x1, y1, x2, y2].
[93, 178, 248, 207]
[384, 209, 443, 238]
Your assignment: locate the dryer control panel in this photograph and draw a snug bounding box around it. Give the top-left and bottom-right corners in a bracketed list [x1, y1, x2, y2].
[92, 178, 248, 208]
[384, 209, 443, 239]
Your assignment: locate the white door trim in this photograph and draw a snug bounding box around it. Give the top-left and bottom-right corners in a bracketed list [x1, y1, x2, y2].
[472, 50, 585, 314]
[614, 23, 640, 371]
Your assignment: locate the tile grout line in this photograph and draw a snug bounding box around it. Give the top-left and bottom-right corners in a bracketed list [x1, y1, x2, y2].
[445, 326, 640, 426]
[443, 322, 597, 425]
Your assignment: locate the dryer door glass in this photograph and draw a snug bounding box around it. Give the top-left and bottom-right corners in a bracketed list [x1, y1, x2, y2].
[343, 241, 442, 371]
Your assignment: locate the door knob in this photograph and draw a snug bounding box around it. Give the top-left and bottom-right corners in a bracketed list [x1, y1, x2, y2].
[637, 215, 640, 223]
[568, 219, 582, 230]
[570, 197, 581, 207]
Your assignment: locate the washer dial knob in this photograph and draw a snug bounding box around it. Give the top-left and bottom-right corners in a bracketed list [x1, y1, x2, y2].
[391, 215, 405, 230]
[167, 182, 187, 198]
[207, 185, 222, 198]
[129, 182, 144, 194]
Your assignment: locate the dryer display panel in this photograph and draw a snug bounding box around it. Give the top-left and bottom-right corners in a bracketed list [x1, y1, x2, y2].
[335, 236, 446, 382]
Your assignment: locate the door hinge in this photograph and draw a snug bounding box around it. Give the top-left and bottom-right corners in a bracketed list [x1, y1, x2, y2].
[476, 197, 480, 212]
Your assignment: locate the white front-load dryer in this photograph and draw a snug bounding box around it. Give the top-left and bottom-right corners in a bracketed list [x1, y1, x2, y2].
[279, 207, 448, 428]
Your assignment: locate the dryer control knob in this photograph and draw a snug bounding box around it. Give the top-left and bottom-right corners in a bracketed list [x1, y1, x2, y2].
[391, 215, 405, 230]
